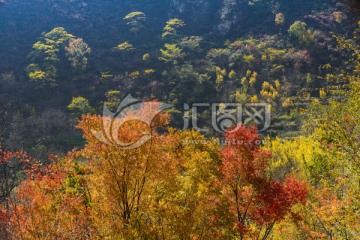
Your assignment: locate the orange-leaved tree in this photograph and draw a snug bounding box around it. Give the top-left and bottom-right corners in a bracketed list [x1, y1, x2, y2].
[2, 154, 95, 239]
[0, 150, 34, 239]
[77, 101, 172, 238]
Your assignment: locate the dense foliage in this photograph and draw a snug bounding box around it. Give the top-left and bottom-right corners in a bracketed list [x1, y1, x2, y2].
[0, 0, 359, 239]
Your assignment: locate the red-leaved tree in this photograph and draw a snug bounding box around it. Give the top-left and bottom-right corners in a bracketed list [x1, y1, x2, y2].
[217, 125, 307, 239]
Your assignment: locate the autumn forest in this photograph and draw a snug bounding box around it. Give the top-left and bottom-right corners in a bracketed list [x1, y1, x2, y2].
[0, 0, 359, 239]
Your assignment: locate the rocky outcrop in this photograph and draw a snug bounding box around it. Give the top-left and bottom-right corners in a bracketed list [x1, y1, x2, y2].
[168, 0, 241, 35]
[217, 0, 239, 34]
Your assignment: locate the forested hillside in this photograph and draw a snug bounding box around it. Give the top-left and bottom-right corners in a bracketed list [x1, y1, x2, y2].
[0, 0, 358, 155]
[0, 0, 359, 239]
